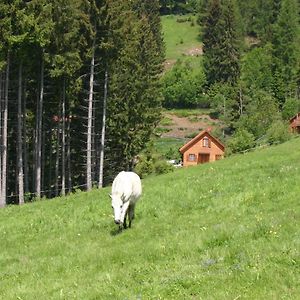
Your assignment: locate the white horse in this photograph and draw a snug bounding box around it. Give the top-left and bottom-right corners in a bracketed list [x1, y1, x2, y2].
[110, 171, 142, 229]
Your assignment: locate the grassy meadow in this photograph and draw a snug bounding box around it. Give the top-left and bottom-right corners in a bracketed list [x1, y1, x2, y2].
[161, 14, 201, 61]
[1, 138, 300, 299]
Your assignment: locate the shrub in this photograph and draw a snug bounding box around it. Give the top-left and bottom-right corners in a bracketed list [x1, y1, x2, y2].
[165, 147, 181, 160]
[162, 59, 207, 108]
[265, 120, 291, 145]
[153, 160, 174, 175]
[227, 129, 255, 154]
[134, 144, 174, 178]
[282, 97, 300, 120]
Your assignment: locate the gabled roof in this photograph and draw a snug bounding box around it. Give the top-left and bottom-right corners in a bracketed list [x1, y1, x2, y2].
[289, 112, 300, 123]
[179, 129, 225, 153]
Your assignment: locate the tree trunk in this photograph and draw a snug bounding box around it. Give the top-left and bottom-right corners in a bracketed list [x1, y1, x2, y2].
[87, 45, 95, 191]
[98, 69, 108, 188]
[23, 79, 29, 194]
[48, 125, 53, 198]
[61, 79, 66, 196]
[0, 71, 3, 201]
[238, 87, 243, 116]
[35, 58, 44, 198]
[55, 124, 60, 197]
[17, 62, 24, 205]
[41, 121, 46, 195]
[67, 116, 72, 192]
[1, 54, 9, 207]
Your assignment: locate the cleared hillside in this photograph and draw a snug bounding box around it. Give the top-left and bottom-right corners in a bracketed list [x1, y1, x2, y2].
[1, 138, 300, 299]
[161, 14, 202, 63]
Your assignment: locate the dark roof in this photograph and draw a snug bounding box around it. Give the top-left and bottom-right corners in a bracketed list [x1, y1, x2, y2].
[179, 129, 225, 153]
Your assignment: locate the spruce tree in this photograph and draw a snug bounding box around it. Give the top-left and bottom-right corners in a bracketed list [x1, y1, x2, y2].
[202, 0, 223, 86]
[272, 0, 300, 105]
[202, 0, 241, 87]
[105, 0, 163, 177]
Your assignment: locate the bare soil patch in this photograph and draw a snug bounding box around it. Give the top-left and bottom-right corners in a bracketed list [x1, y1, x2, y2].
[161, 113, 218, 139]
[163, 45, 203, 71]
[184, 46, 203, 56]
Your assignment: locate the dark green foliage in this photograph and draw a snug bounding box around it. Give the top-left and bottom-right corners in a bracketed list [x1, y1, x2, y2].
[237, 0, 281, 41]
[0, 0, 164, 202]
[202, 0, 241, 87]
[159, 0, 198, 15]
[271, 0, 300, 105]
[105, 0, 164, 175]
[241, 44, 273, 93]
[202, 0, 223, 85]
[47, 0, 83, 78]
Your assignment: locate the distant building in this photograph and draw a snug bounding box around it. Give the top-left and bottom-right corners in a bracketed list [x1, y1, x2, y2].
[179, 129, 225, 167]
[289, 113, 300, 133]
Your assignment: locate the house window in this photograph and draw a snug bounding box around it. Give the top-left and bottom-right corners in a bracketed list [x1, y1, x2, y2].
[188, 154, 196, 161]
[203, 137, 211, 148]
[215, 155, 223, 160]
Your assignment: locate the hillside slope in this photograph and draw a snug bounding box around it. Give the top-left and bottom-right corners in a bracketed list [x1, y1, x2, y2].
[161, 14, 202, 66]
[1, 139, 300, 299]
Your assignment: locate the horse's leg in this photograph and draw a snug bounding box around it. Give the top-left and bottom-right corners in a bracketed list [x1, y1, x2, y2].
[128, 204, 135, 228]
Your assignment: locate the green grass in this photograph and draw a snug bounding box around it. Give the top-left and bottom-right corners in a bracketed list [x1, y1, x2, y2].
[165, 108, 211, 118]
[153, 137, 184, 158]
[1, 138, 300, 299]
[161, 14, 201, 61]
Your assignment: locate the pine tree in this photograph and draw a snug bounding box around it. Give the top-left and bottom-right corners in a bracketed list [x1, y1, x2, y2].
[202, 0, 223, 86]
[202, 0, 241, 87]
[272, 0, 300, 105]
[84, 0, 109, 190]
[0, 1, 10, 207]
[26, 0, 54, 199]
[105, 0, 163, 177]
[48, 0, 86, 195]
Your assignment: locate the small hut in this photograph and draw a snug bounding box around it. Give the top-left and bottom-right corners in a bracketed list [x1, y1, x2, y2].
[289, 113, 300, 133]
[179, 129, 225, 167]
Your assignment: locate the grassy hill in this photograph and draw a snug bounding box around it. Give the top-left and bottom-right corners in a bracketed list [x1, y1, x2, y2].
[161, 14, 202, 62]
[1, 138, 300, 299]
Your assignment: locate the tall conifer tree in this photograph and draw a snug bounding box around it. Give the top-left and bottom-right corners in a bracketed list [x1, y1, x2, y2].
[202, 0, 241, 87]
[105, 0, 163, 176]
[272, 0, 300, 105]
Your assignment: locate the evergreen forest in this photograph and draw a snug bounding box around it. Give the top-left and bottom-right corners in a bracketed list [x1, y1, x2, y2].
[1, 0, 300, 206]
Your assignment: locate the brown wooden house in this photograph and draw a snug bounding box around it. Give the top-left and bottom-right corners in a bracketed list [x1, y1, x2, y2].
[289, 113, 300, 133]
[179, 129, 225, 167]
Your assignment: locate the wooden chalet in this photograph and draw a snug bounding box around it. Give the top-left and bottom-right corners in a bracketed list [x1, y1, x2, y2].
[289, 113, 300, 133]
[179, 129, 225, 167]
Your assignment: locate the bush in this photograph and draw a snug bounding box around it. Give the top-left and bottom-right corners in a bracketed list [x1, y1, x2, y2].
[153, 160, 174, 175]
[282, 97, 300, 120]
[265, 120, 291, 145]
[134, 144, 174, 178]
[162, 59, 207, 108]
[227, 129, 255, 154]
[165, 147, 181, 160]
[236, 90, 280, 139]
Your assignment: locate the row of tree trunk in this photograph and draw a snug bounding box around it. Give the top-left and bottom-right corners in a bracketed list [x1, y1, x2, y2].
[0, 0, 164, 207]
